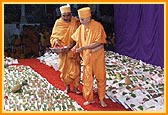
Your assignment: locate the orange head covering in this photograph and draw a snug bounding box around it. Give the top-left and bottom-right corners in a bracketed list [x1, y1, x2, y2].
[78, 7, 91, 18]
[60, 4, 71, 14]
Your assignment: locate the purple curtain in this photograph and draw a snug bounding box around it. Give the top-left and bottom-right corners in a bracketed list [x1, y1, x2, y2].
[113, 4, 164, 68]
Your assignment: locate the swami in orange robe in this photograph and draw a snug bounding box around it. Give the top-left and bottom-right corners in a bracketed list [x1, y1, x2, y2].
[50, 5, 81, 94]
[71, 7, 107, 107]
[22, 27, 33, 57]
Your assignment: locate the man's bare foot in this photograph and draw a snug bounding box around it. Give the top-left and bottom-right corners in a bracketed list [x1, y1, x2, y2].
[83, 100, 95, 105]
[74, 87, 82, 95]
[64, 85, 70, 94]
[64, 89, 70, 94]
[100, 100, 107, 107]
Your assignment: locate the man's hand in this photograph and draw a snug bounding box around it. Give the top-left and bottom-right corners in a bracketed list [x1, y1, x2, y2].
[71, 44, 79, 53]
[76, 47, 84, 53]
[53, 40, 62, 48]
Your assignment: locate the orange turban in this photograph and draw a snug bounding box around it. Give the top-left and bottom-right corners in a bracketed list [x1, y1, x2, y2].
[78, 7, 91, 18]
[60, 5, 71, 14]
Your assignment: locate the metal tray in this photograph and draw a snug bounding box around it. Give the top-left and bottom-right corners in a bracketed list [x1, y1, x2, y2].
[50, 46, 69, 54]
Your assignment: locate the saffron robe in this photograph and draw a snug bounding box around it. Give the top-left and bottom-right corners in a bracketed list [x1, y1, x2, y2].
[50, 16, 81, 87]
[71, 19, 107, 101]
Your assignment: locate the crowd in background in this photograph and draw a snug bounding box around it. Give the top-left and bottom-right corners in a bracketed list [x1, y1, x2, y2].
[5, 24, 51, 59]
[4, 4, 116, 59]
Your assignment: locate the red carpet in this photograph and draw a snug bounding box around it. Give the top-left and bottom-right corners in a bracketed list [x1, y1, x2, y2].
[18, 58, 130, 111]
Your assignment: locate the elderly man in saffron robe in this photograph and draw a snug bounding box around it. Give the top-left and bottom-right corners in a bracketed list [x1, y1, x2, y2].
[71, 7, 107, 107]
[50, 4, 81, 94]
